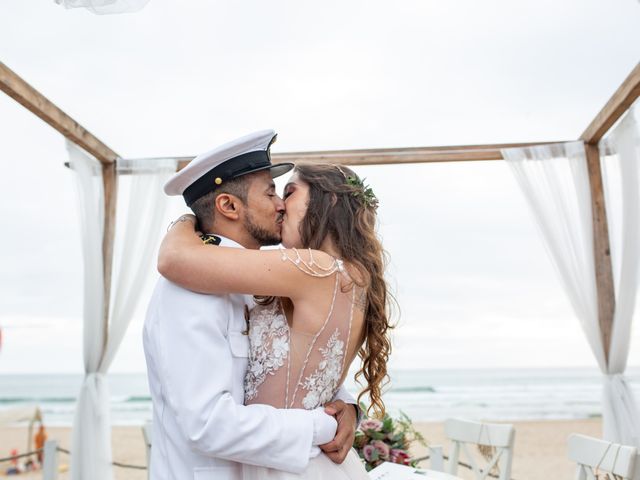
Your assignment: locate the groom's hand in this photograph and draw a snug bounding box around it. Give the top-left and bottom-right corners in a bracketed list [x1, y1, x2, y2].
[319, 400, 358, 464]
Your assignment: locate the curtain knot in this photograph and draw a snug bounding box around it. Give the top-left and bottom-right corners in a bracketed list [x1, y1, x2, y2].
[82, 372, 108, 418]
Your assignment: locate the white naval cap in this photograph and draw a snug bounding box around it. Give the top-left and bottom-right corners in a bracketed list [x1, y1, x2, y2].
[164, 129, 294, 206]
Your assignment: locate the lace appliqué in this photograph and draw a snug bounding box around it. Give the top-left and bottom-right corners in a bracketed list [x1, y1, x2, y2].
[300, 328, 345, 409]
[244, 304, 289, 401]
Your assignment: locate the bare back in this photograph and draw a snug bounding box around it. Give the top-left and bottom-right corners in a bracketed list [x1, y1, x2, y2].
[244, 250, 365, 409]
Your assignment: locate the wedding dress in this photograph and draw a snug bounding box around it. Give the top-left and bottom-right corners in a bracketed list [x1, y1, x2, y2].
[242, 249, 369, 480]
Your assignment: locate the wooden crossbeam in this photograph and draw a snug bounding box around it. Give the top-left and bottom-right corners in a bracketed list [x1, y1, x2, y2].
[0, 61, 118, 165]
[174, 141, 567, 170]
[0, 61, 118, 344]
[581, 62, 640, 144]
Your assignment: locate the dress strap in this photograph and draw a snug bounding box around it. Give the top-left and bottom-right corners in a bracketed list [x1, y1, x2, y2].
[279, 247, 345, 278]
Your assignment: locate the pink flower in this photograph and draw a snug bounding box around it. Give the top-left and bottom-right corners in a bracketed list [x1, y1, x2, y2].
[362, 444, 377, 462]
[359, 419, 383, 433]
[390, 449, 411, 465]
[372, 440, 390, 460]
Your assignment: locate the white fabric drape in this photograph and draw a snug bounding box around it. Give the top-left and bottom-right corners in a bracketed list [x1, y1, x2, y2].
[68, 142, 110, 480]
[502, 142, 605, 366]
[68, 142, 176, 480]
[101, 157, 177, 370]
[599, 105, 640, 446]
[54, 0, 150, 14]
[502, 124, 640, 446]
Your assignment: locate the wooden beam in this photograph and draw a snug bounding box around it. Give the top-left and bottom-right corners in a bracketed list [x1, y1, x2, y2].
[100, 162, 118, 356]
[0, 61, 118, 165]
[581, 62, 640, 144]
[585, 143, 615, 364]
[0, 62, 121, 349]
[174, 141, 567, 170]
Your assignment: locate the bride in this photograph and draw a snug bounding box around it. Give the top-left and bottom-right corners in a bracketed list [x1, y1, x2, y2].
[159, 163, 393, 479]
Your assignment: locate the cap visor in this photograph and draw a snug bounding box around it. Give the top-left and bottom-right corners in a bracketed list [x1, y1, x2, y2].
[235, 162, 294, 180]
[268, 163, 295, 178]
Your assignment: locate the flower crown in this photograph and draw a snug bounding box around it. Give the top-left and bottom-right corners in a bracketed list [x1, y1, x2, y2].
[337, 166, 379, 210]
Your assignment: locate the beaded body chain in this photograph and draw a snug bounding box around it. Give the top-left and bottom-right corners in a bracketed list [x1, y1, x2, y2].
[279, 246, 345, 277]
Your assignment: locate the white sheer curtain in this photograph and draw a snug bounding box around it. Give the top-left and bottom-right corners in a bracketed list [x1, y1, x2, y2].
[67, 142, 176, 480]
[502, 142, 605, 366]
[68, 141, 110, 480]
[54, 0, 150, 14]
[101, 157, 177, 370]
[502, 129, 640, 446]
[599, 105, 640, 446]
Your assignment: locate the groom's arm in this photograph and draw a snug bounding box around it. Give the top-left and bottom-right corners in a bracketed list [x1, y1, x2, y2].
[148, 281, 336, 474]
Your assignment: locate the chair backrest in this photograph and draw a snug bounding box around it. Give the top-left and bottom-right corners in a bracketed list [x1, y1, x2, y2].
[142, 422, 152, 480]
[568, 434, 637, 480]
[444, 418, 515, 480]
[42, 439, 59, 480]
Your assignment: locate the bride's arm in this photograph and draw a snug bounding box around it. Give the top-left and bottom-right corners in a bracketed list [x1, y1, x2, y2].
[158, 215, 334, 298]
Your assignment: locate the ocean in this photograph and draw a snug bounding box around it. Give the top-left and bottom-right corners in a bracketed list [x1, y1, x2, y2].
[2, 367, 639, 426]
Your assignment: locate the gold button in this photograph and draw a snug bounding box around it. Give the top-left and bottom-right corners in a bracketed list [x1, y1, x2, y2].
[214, 177, 222, 185]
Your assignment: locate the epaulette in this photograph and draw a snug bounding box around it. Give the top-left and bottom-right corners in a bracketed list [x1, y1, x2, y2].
[200, 234, 222, 246]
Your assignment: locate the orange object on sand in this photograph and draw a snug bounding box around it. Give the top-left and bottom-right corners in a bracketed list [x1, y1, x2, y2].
[34, 425, 47, 464]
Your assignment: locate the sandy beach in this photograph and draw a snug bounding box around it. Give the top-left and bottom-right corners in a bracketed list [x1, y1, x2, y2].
[0, 418, 601, 480]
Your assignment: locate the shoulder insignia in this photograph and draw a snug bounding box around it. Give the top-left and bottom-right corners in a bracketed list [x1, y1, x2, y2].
[200, 234, 222, 246]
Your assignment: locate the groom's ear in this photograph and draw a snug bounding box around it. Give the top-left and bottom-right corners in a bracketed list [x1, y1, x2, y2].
[214, 193, 242, 221]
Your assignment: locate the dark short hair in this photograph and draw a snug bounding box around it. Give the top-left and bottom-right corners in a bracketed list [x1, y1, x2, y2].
[190, 175, 250, 231]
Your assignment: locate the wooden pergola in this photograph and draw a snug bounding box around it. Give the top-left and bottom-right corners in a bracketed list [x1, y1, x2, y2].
[1, 60, 639, 364]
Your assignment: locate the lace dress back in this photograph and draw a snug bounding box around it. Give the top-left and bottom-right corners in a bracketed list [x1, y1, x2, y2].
[244, 251, 361, 410]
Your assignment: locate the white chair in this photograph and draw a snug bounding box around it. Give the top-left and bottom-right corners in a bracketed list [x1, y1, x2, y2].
[142, 422, 153, 480]
[568, 434, 637, 480]
[444, 418, 515, 480]
[42, 439, 59, 480]
[428, 445, 445, 471]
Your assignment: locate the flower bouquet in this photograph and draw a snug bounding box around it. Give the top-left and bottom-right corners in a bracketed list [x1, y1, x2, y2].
[353, 408, 427, 471]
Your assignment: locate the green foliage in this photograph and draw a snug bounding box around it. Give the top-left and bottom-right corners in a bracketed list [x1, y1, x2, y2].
[353, 403, 427, 471]
[345, 175, 379, 210]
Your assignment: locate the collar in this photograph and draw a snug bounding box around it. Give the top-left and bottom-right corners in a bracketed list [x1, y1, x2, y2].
[209, 234, 245, 249]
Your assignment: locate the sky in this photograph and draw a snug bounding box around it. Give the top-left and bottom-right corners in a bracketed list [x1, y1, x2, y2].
[1, 0, 640, 373]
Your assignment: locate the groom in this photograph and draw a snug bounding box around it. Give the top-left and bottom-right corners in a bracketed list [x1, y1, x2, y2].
[143, 130, 358, 480]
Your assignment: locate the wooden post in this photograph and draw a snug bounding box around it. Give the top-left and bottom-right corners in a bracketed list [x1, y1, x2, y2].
[585, 143, 615, 364]
[101, 163, 118, 351]
[580, 62, 640, 365]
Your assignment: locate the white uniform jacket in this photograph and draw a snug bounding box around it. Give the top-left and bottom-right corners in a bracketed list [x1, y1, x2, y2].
[143, 236, 352, 480]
